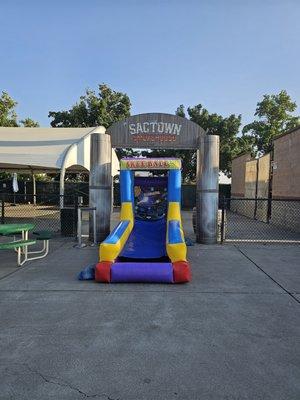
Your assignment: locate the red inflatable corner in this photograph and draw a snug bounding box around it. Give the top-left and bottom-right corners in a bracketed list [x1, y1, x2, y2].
[95, 262, 112, 283]
[173, 261, 191, 283]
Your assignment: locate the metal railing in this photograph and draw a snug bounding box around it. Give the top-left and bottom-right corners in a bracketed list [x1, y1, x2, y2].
[75, 207, 96, 247]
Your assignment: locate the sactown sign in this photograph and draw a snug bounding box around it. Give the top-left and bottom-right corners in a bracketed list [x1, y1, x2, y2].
[129, 122, 182, 135]
[107, 113, 205, 149]
[128, 121, 181, 144]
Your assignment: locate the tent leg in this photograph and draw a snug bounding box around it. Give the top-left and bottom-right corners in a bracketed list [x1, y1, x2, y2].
[59, 167, 65, 209]
[32, 172, 36, 205]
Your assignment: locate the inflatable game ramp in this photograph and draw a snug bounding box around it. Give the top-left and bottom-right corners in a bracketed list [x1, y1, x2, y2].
[96, 158, 191, 283]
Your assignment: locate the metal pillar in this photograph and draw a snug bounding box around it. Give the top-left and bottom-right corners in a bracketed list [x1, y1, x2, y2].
[196, 135, 219, 244]
[59, 167, 66, 208]
[32, 171, 36, 205]
[89, 133, 112, 243]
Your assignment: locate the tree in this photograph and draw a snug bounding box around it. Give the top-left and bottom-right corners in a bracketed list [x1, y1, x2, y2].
[143, 104, 252, 180]
[48, 84, 131, 128]
[0, 91, 18, 127]
[20, 118, 39, 127]
[0, 91, 39, 180]
[176, 104, 185, 118]
[149, 104, 251, 180]
[243, 90, 300, 154]
[187, 104, 253, 175]
[49, 84, 135, 161]
[0, 91, 39, 127]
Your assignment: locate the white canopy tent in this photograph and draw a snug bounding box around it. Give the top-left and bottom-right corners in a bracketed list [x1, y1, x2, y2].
[0, 126, 119, 198]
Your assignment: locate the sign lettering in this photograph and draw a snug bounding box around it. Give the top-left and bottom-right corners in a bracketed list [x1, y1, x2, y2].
[120, 158, 181, 170]
[129, 122, 182, 136]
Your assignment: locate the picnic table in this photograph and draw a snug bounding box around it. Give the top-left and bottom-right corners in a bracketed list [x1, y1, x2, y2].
[0, 223, 35, 240]
[0, 223, 51, 266]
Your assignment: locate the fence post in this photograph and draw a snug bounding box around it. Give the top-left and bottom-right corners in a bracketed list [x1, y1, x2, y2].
[267, 197, 272, 223]
[1, 194, 5, 224]
[74, 194, 79, 234]
[220, 197, 226, 243]
[77, 207, 82, 247]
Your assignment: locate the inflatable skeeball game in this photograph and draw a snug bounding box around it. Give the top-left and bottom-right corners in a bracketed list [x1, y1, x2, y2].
[95, 158, 191, 283]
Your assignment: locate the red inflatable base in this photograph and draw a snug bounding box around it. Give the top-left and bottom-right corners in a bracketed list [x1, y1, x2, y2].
[172, 261, 191, 283]
[95, 262, 112, 283]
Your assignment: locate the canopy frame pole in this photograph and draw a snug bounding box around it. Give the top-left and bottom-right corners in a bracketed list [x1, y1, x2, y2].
[59, 167, 66, 208]
[31, 169, 36, 205]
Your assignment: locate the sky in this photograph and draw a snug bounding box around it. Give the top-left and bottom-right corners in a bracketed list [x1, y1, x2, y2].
[0, 0, 299, 128]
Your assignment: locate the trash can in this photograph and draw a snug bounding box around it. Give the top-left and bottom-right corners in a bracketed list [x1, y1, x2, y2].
[60, 207, 77, 236]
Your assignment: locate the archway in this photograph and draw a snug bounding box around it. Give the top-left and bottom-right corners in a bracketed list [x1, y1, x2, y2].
[89, 113, 219, 244]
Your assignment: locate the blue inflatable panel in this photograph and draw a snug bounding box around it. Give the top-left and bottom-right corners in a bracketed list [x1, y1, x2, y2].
[103, 220, 130, 244]
[120, 170, 134, 202]
[120, 219, 167, 259]
[168, 169, 181, 202]
[168, 220, 183, 244]
[111, 262, 173, 283]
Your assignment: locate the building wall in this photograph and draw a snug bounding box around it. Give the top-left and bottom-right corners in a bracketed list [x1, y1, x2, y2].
[244, 159, 258, 198]
[256, 153, 271, 222]
[230, 129, 300, 233]
[230, 154, 251, 216]
[257, 153, 271, 197]
[271, 128, 300, 232]
[231, 153, 271, 222]
[242, 159, 258, 218]
[272, 128, 300, 199]
[231, 153, 251, 197]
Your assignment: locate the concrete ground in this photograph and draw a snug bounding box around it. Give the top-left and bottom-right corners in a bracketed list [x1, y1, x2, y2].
[0, 212, 300, 400]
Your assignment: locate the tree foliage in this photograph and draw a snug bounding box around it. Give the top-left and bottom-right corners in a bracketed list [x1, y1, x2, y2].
[186, 104, 253, 175]
[20, 118, 40, 127]
[0, 91, 39, 127]
[145, 104, 252, 180]
[0, 91, 18, 127]
[243, 90, 300, 154]
[49, 84, 135, 160]
[48, 84, 131, 128]
[0, 91, 39, 180]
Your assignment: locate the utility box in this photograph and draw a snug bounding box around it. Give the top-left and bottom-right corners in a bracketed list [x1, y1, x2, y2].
[60, 207, 77, 236]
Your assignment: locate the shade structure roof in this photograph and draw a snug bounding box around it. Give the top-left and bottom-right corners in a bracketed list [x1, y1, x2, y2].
[0, 127, 119, 175]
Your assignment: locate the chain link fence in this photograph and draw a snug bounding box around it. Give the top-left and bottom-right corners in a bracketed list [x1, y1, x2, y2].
[220, 198, 300, 243]
[0, 193, 79, 236]
[3, 192, 299, 244]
